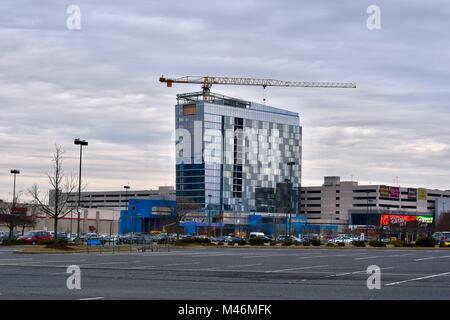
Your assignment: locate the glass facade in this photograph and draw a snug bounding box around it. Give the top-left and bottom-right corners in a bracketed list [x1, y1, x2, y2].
[175, 93, 302, 215]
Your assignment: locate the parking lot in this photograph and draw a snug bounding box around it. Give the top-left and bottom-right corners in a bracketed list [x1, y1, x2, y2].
[0, 247, 449, 300]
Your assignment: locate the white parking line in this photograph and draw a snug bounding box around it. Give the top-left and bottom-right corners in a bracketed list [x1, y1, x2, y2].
[162, 262, 201, 267]
[199, 263, 261, 271]
[244, 252, 323, 259]
[297, 254, 361, 260]
[0, 269, 19, 272]
[78, 297, 104, 300]
[324, 267, 394, 278]
[385, 272, 450, 286]
[265, 265, 328, 273]
[78, 261, 136, 267]
[413, 255, 450, 261]
[0, 259, 86, 267]
[355, 254, 412, 260]
[192, 252, 254, 258]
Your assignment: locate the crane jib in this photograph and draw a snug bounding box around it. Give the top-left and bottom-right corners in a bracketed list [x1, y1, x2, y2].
[159, 76, 356, 89]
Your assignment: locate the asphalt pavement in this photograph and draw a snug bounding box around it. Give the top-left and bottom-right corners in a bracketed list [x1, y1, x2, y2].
[0, 246, 449, 300]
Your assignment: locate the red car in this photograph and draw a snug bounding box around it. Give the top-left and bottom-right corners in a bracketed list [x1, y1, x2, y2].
[18, 230, 53, 245]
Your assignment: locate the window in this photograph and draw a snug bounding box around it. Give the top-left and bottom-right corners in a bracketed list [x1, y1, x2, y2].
[182, 104, 197, 116]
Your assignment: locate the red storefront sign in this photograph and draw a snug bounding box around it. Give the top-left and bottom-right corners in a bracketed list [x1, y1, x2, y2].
[380, 214, 416, 226]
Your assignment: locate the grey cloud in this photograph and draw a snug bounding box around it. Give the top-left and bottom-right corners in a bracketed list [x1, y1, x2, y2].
[1, 0, 450, 200]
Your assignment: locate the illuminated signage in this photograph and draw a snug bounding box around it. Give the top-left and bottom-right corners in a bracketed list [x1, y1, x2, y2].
[417, 188, 427, 201]
[380, 214, 434, 225]
[390, 187, 400, 199]
[380, 185, 390, 197]
[416, 216, 433, 224]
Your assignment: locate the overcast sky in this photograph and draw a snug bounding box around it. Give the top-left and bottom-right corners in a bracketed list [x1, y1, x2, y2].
[1, 0, 450, 201]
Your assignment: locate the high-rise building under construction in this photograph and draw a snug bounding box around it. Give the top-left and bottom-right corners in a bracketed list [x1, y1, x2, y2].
[175, 90, 301, 220]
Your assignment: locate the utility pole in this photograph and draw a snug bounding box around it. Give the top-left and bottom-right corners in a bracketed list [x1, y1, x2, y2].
[10, 169, 20, 205]
[287, 162, 295, 236]
[124, 185, 130, 234]
[74, 138, 88, 239]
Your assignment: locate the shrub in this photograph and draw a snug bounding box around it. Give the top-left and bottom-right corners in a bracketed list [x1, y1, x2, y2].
[282, 240, 293, 246]
[415, 237, 437, 247]
[217, 241, 224, 246]
[369, 240, 386, 247]
[352, 240, 366, 247]
[194, 237, 211, 244]
[37, 240, 56, 246]
[311, 239, 321, 246]
[238, 239, 247, 246]
[175, 240, 188, 246]
[302, 240, 311, 246]
[337, 242, 345, 247]
[181, 238, 194, 244]
[45, 242, 74, 250]
[249, 237, 265, 246]
[326, 243, 335, 247]
[0, 239, 23, 246]
[389, 240, 404, 247]
[401, 243, 416, 247]
[269, 241, 277, 246]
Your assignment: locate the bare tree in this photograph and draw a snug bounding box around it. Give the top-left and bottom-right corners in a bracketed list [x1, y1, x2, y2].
[163, 196, 201, 239]
[29, 145, 78, 241]
[436, 211, 450, 231]
[0, 195, 35, 240]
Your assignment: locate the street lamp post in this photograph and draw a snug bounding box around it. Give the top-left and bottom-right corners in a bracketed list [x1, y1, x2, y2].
[123, 185, 130, 233]
[74, 139, 88, 239]
[366, 190, 371, 239]
[237, 200, 242, 237]
[10, 169, 20, 206]
[207, 194, 212, 237]
[287, 161, 295, 236]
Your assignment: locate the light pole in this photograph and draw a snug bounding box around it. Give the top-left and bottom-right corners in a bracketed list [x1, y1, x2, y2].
[10, 169, 20, 206]
[237, 200, 242, 237]
[365, 190, 371, 239]
[330, 213, 333, 236]
[74, 138, 88, 239]
[123, 185, 130, 207]
[287, 161, 295, 236]
[207, 194, 212, 237]
[124, 185, 130, 234]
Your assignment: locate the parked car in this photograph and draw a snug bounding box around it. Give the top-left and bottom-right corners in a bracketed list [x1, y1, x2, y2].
[155, 233, 176, 244]
[432, 232, 450, 245]
[67, 233, 78, 243]
[103, 235, 120, 245]
[56, 232, 67, 239]
[249, 232, 265, 239]
[118, 234, 131, 244]
[17, 230, 53, 245]
[226, 236, 244, 245]
[329, 236, 353, 245]
[276, 235, 301, 243]
[302, 233, 320, 241]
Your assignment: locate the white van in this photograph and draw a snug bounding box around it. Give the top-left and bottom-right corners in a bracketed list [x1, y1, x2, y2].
[249, 232, 265, 239]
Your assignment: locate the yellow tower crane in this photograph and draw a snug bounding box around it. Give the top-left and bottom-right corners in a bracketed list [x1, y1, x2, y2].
[159, 75, 356, 93]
